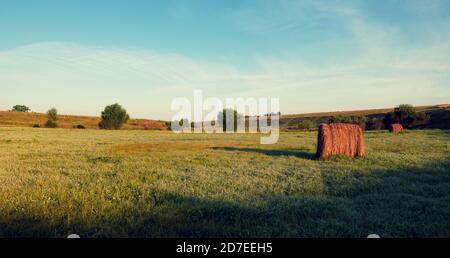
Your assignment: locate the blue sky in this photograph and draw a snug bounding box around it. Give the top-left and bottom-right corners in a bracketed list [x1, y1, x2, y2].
[0, 0, 449, 119]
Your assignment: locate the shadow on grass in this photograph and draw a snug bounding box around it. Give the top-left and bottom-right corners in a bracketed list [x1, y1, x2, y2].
[0, 160, 449, 238]
[213, 147, 316, 160]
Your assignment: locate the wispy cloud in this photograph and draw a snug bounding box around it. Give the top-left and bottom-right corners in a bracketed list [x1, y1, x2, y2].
[0, 1, 449, 119]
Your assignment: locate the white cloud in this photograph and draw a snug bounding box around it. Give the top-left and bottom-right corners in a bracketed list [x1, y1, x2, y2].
[0, 32, 448, 119]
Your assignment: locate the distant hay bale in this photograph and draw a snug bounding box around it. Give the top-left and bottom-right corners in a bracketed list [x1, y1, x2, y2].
[389, 123, 403, 133]
[316, 123, 365, 159]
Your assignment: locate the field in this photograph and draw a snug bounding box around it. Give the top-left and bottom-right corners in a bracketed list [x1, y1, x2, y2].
[0, 127, 449, 237]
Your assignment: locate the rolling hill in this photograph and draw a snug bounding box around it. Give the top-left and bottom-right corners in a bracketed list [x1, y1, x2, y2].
[1, 104, 448, 130]
[0, 110, 167, 130]
[279, 104, 450, 130]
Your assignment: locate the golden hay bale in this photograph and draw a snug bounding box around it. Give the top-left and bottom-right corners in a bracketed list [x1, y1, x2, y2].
[316, 123, 365, 159]
[389, 123, 403, 133]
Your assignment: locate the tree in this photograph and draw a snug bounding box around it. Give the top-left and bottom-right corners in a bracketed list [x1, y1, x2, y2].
[394, 104, 416, 119]
[383, 112, 396, 126]
[12, 105, 30, 112]
[384, 104, 421, 129]
[394, 104, 416, 127]
[217, 109, 244, 132]
[99, 103, 130, 129]
[45, 108, 58, 128]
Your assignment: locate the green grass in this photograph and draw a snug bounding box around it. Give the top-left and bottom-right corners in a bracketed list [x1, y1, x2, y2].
[0, 127, 449, 237]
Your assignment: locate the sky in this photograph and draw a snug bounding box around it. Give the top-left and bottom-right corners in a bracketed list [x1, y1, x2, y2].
[0, 0, 449, 120]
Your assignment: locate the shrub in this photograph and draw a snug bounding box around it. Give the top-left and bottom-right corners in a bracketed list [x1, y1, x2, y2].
[394, 104, 416, 119]
[45, 120, 57, 128]
[413, 112, 431, 127]
[329, 115, 367, 128]
[73, 124, 86, 129]
[12, 105, 30, 112]
[366, 118, 384, 130]
[45, 108, 58, 128]
[99, 103, 130, 130]
[383, 112, 396, 127]
[298, 120, 315, 130]
[353, 115, 368, 128]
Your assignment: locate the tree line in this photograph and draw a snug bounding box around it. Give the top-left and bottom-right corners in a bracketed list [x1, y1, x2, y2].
[294, 104, 431, 130]
[9, 103, 431, 131]
[10, 103, 130, 129]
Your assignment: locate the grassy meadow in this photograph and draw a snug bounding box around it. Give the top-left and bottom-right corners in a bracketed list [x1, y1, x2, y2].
[0, 127, 449, 237]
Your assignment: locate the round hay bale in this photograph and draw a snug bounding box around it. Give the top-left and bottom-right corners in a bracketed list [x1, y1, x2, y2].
[316, 123, 365, 159]
[389, 123, 403, 132]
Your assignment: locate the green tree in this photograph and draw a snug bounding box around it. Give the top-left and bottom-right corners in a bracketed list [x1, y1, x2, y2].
[99, 103, 130, 129]
[394, 104, 416, 126]
[394, 104, 416, 118]
[45, 108, 58, 128]
[12, 105, 30, 112]
[384, 104, 419, 128]
[383, 112, 396, 126]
